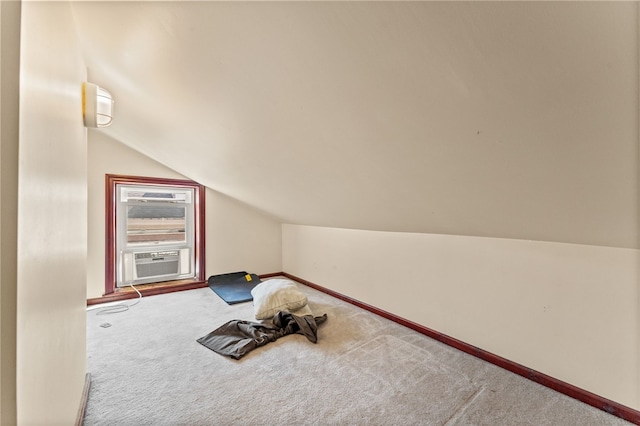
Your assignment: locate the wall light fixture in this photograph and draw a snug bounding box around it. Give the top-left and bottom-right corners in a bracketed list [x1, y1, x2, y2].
[82, 82, 114, 127]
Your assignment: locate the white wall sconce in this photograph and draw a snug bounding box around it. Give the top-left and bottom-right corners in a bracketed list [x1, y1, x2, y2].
[82, 82, 114, 127]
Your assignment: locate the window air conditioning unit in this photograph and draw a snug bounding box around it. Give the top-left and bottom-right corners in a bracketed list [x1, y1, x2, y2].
[120, 248, 191, 287]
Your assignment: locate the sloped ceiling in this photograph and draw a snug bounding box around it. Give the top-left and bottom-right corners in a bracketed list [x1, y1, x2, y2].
[70, 1, 638, 248]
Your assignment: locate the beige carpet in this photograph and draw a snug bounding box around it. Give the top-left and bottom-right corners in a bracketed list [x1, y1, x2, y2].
[84, 279, 631, 425]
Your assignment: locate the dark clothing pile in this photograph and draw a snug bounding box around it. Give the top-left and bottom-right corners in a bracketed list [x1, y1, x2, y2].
[197, 311, 328, 360]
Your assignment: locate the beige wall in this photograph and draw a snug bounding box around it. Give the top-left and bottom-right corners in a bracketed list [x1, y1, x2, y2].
[283, 224, 639, 410]
[87, 131, 282, 299]
[204, 189, 282, 280]
[0, 1, 21, 423]
[17, 2, 87, 424]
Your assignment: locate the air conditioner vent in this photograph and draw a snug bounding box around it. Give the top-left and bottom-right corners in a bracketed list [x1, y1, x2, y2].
[119, 248, 191, 287]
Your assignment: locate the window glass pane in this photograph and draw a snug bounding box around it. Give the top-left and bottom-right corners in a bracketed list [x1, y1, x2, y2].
[126, 204, 186, 245]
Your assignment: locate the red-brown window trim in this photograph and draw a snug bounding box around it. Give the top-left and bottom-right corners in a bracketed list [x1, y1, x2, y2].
[104, 174, 206, 295]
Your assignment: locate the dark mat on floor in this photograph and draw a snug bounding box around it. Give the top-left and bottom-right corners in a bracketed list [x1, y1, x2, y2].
[207, 271, 262, 305]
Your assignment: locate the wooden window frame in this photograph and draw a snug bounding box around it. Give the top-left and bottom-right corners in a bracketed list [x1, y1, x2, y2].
[105, 174, 206, 295]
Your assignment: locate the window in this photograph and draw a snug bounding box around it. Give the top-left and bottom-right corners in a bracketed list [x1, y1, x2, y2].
[105, 175, 205, 294]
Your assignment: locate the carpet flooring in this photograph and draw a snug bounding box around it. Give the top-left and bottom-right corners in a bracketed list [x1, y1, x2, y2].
[84, 279, 631, 425]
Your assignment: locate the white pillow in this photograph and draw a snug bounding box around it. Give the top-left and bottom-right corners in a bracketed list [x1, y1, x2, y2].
[251, 279, 308, 320]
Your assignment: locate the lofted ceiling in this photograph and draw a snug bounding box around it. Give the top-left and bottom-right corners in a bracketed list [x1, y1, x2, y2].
[70, 1, 638, 248]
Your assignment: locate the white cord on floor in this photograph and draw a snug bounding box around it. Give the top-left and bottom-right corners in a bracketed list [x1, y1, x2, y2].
[93, 283, 142, 315]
